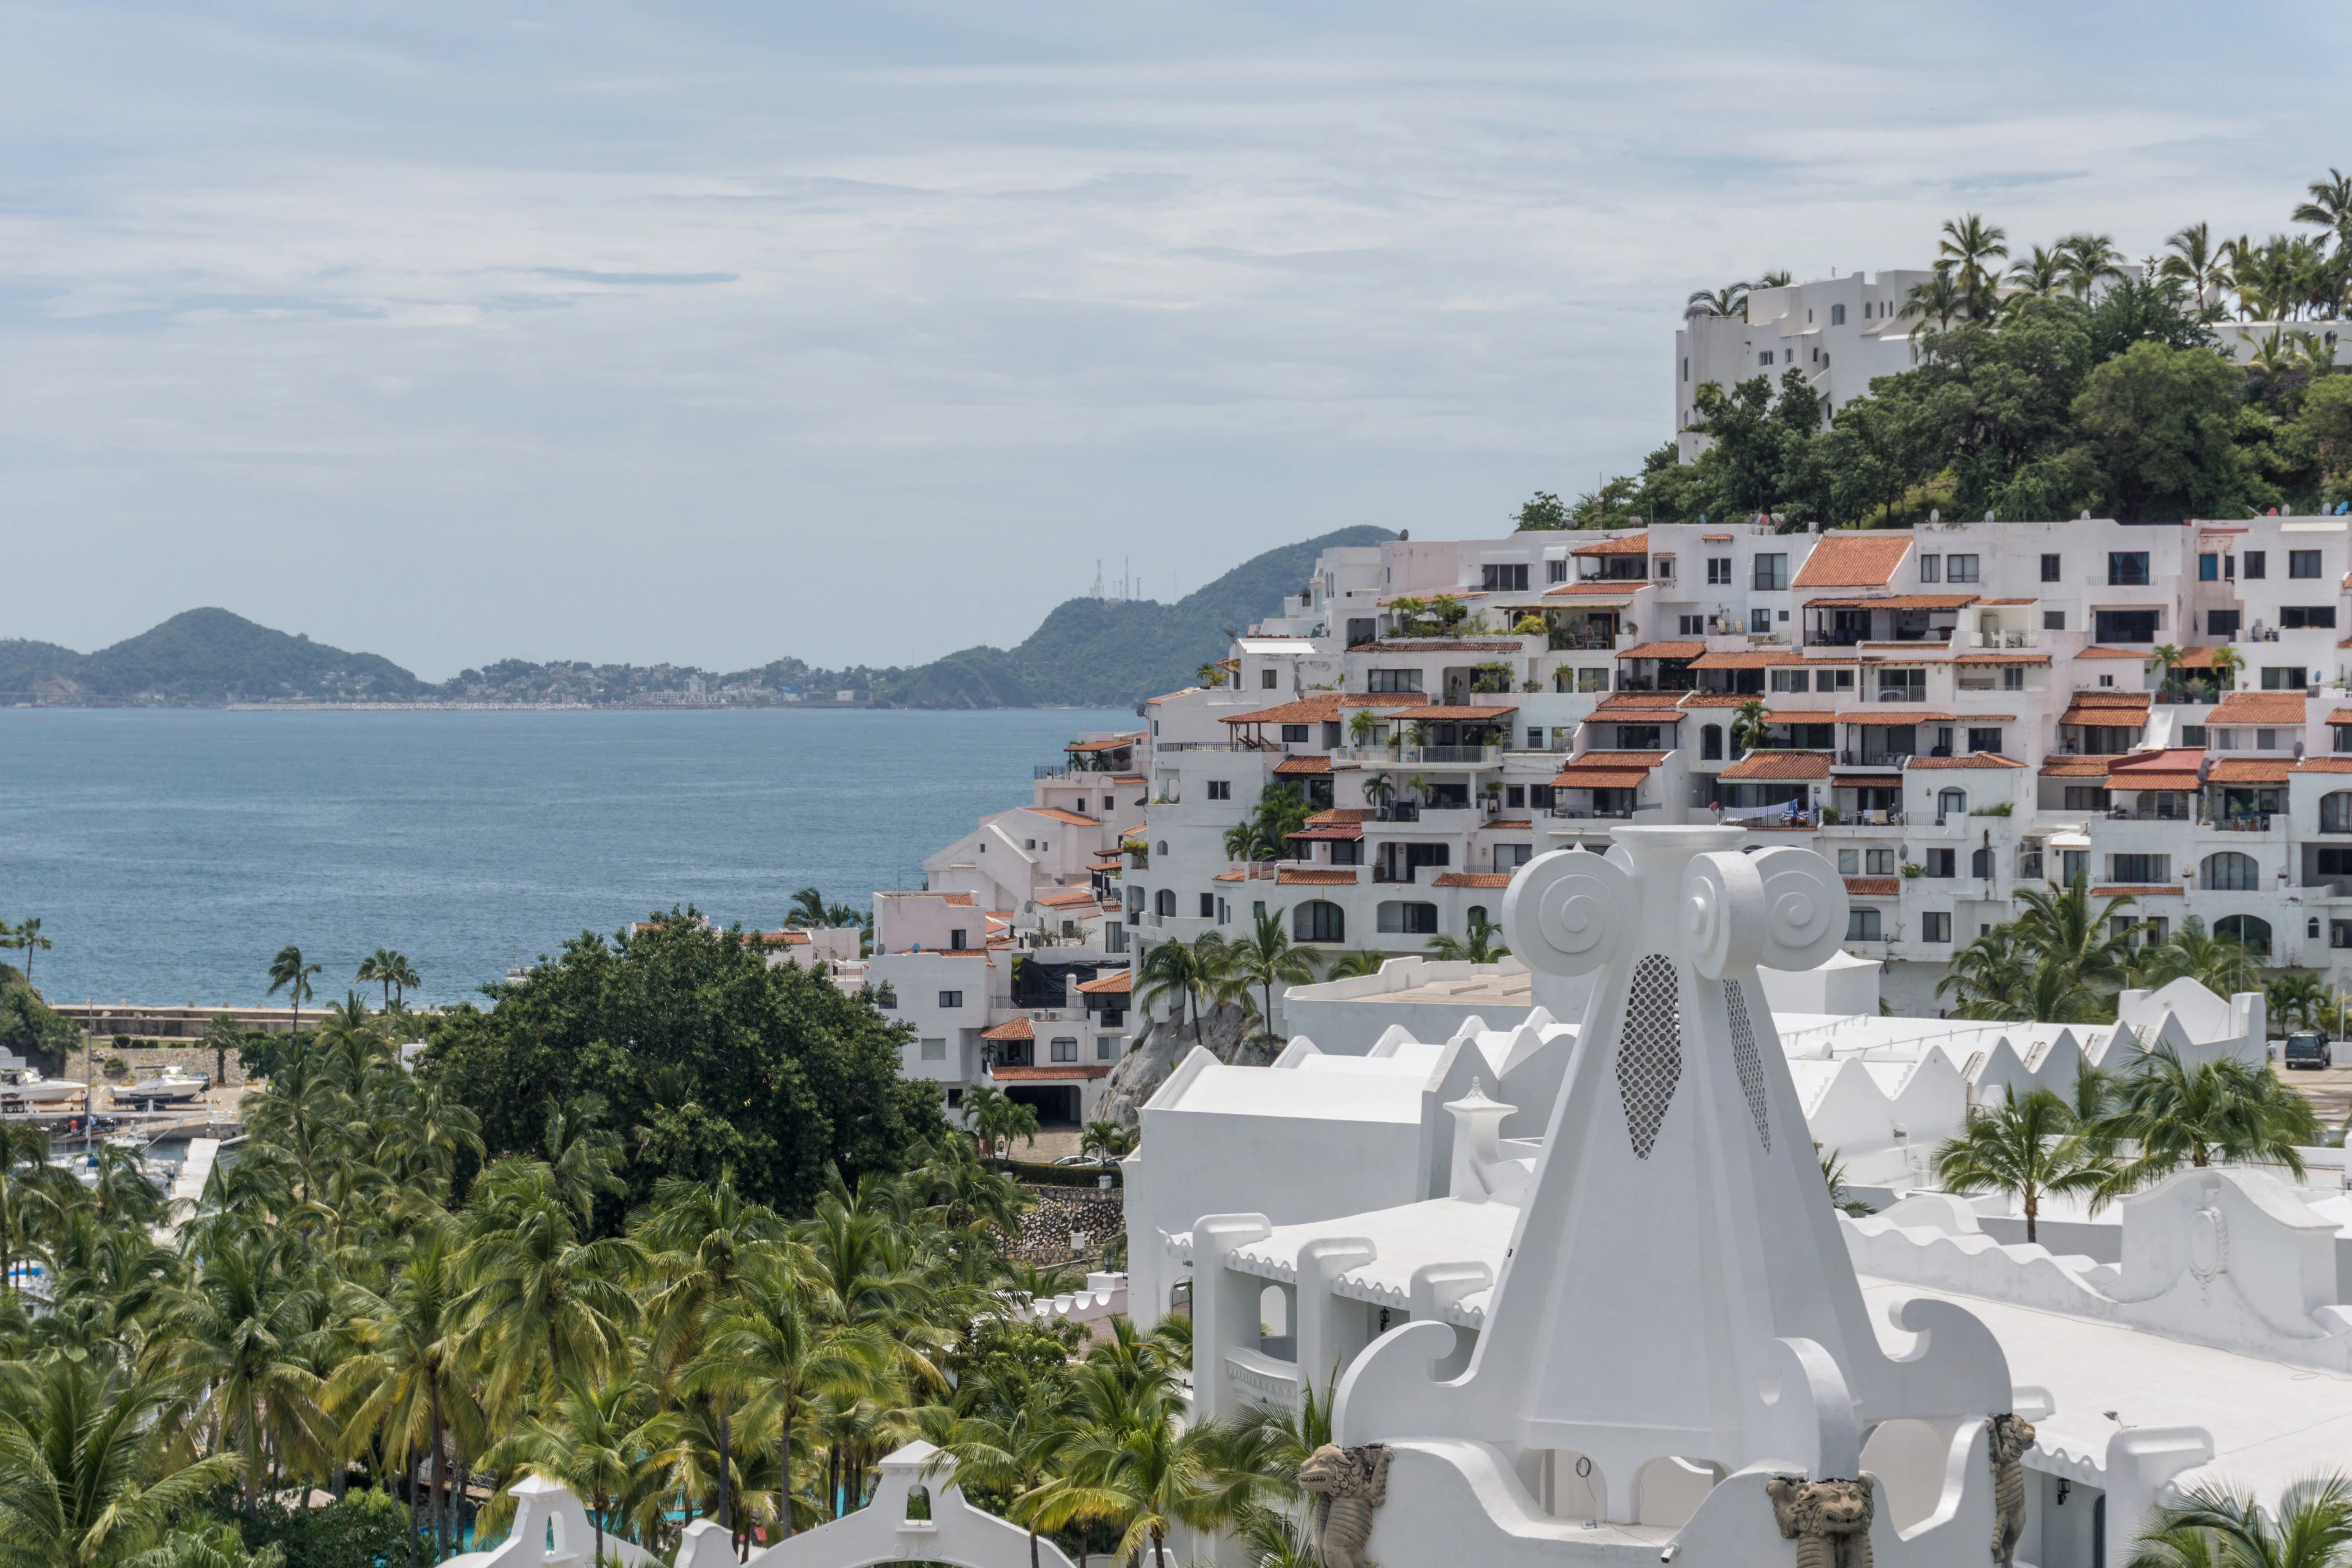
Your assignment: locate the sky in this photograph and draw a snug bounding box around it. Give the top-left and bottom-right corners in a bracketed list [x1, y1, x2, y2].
[0, 1, 2343, 679]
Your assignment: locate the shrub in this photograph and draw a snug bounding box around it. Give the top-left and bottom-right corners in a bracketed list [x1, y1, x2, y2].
[238, 1490, 408, 1568]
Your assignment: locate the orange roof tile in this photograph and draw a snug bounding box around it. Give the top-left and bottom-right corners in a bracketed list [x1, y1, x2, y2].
[2294, 756, 2352, 772]
[1591, 693, 1687, 716]
[2073, 646, 2147, 659]
[991, 1064, 1112, 1082]
[979, 1018, 1035, 1041]
[1273, 755, 1333, 775]
[1429, 872, 1513, 888]
[1570, 532, 1648, 556]
[1305, 809, 1373, 826]
[2039, 756, 2112, 777]
[1835, 709, 1962, 723]
[2327, 709, 2352, 726]
[1804, 593, 1978, 610]
[1366, 639, 1526, 652]
[1906, 753, 2026, 769]
[1075, 970, 1133, 993]
[1035, 886, 1102, 909]
[1689, 649, 1809, 668]
[1951, 652, 2052, 664]
[1025, 807, 1102, 827]
[2207, 692, 2307, 725]
[1219, 693, 1429, 726]
[1791, 532, 1912, 589]
[1844, 877, 1900, 897]
[1544, 581, 1645, 598]
[1616, 641, 1706, 660]
[2209, 758, 2294, 783]
[1720, 751, 1832, 781]
[2094, 885, 2184, 897]
[1276, 868, 1360, 885]
[1066, 734, 1144, 752]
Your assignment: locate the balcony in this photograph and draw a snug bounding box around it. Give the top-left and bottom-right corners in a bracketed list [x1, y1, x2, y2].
[1543, 806, 1635, 820]
[1155, 741, 1238, 753]
[1838, 750, 1914, 767]
[2210, 813, 2275, 833]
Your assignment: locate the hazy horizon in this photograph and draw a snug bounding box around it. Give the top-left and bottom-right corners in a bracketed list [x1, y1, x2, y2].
[0, 0, 2340, 680]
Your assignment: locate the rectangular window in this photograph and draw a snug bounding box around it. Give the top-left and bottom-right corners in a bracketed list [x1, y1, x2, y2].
[2210, 728, 2237, 750]
[1281, 723, 1311, 742]
[1946, 554, 1979, 583]
[2111, 854, 2169, 883]
[2291, 550, 2323, 579]
[1754, 554, 1788, 591]
[1679, 614, 1704, 635]
[1707, 557, 1733, 584]
[920, 1038, 946, 1061]
[1770, 669, 1810, 693]
[2209, 609, 2242, 637]
[2044, 611, 2066, 631]
[1653, 556, 1675, 579]
[1525, 729, 1542, 750]
[1261, 668, 1279, 688]
[1366, 668, 1424, 693]
[1877, 668, 1926, 701]
[1968, 727, 2003, 754]
[1506, 785, 1525, 808]
[2282, 607, 2338, 629]
[2003, 667, 2026, 691]
[2144, 917, 2169, 946]
[1751, 608, 1773, 634]
[1494, 843, 1533, 872]
[2041, 553, 2062, 582]
[1924, 848, 1956, 877]
[2062, 849, 2088, 884]
[1206, 779, 1231, 801]
[2182, 725, 2208, 746]
[938, 990, 963, 1009]
[1050, 1037, 1079, 1063]
[1198, 892, 1215, 918]
[1830, 303, 1846, 325]
[1846, 907, 1882, 940]
[2261, 666, 2310, 690]
[1837, 848, 1859, 874]
[1818, 668, 1856, 692]
[1578, 668, 1610, 693]
[1482, 563, 1530, 592]
[1348, 616, 1378, 644]
[2108, 551, 2150, 586]
[2094, 609, 2160, 643]
[2244, 551, 2266, 579]
[2199, 552, 2220, 581]
[1098, 1035, 1120, 1059]
[1547, 559, 1567, 584]
[1918, 554, 1942, 584]
[1866, 848, 1895, 875]
[1921, 911, 1951, 943]
[1616, 725, 1664, 748]
[2258, 728, 2278, 750]
[1529, 784, 1556, 809]
[1760, 350, 1775, 365]
[2063, 787, 2111, 810]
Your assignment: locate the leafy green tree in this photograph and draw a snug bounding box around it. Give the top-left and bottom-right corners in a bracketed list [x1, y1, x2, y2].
[1323, 950, 1389, 979]
[2130, 1472, 2352, 1568]
[1932, 1087, 2111, 1243]
[1220, 909, 1319, 1042]
[160, 1230, 334, 1512]
[1512, 491, 1570, 530]
[1428, 915, 1510, 964]
[265, 948, 320, 1040]
[2137, 916, 2262, 997]
[2099, 1044, 2320, 1190]
[200, 1016, 243, 1096]
[1, 921, 49, 991]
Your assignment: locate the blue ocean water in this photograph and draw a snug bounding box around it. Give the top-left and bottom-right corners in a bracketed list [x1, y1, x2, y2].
[0, 707, 1132, 1009]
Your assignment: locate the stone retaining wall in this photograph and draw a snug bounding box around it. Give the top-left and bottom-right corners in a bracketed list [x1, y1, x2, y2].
[1002, 1185, 1125, 1265]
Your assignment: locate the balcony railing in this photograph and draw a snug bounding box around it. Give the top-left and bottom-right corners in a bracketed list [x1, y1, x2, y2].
[1155, 742, 1237, 753]
[1544, 807, 1635, 820]
[2211, 813, 2275, 832]
[1839, 750, 1913, 767]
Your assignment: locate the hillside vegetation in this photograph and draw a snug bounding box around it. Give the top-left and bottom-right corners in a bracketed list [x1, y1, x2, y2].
[0, 526, 1392, 709]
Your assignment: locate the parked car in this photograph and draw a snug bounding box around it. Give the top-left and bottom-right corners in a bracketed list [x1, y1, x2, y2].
[2284, 1030, 2334, 1070]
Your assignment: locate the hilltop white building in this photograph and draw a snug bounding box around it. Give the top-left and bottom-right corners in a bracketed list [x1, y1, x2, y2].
[1676, 271, 1933, 458]
[1129, 513, 2352, 1017]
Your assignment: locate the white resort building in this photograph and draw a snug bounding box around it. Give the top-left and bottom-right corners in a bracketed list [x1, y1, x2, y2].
[1131, 513, 2352, 1017]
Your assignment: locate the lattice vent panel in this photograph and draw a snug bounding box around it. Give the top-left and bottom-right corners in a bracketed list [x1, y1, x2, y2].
[1616, 954, 1684, 1159]
[1724, 978, 1770, 1152]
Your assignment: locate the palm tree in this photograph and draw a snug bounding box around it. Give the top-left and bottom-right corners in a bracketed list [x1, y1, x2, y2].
[2007, 245, 2067, 300]
[1324, 949, 1389, 979]
[2130, 1472, 2352, 1568]
[1686, 282, 1751, 320]
[925, 1376, 1077, 1568]
[457, 1158, 642, 1414]
[1938, 213, 2009, 312]
[1428, 914, 1510, 964]
[2147, 643, 2184, 699]
[198, 1015, 242, 1098]
[2210, 644, 2247, 692]
[2057, 232, 2126, 298]
[2, 919, 49, 990]
[2137, 916, 2261, 997]
[1731, 696, 1771, 756]
[0, 1354, 243, 1568]
[1134, 936, 1227, 1046]
[1901, 266, 1967, 334]
[1221, 908, 1319, 1043]
[1027, 1384, 1218, 1568]
[2160, 221, 2223, 305]
[1931, 1087, 2109, 1243]
[2292, 330, 2339, 377]
[162, 1229, 334, 1512]
[1079, 1121, 1132, 1166]
[480, 1371, 654, 1568]
[2270, 972, 2328, 1032]
[1346, 708, 1378, 748]
[2099, 1044, 2320, 1190]
[2295, 168, 2352, 243]
[1361, 774, 1396, 819]
[0, 1124, 51, 1297]
[266, 946, 321, 1039]
[2011, 872, 2140, 993]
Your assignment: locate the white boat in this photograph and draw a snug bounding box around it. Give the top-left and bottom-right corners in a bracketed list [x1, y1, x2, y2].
[0, 1066, 88, 1106]
[120, 1067, 209, 1108]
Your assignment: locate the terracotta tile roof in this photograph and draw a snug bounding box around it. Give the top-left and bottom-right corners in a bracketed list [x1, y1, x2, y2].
[1689, 649, 1809, 668]
[1429, 872, 1513, 888]
[1844, 877, 1900, 897]
[2038, 756, 2112, 777]
[2327, 709, 2352, 726]
[979, 1017, 1035, 1041]
[2294, 757, 2352, 772]
[1952, 652, 2052, 664]
[1212, 871, 1245, 882]
[1386, 704, 1518, 720]
[2094, 886, 2184, 897]
[1553, 750, 1666, 790]
[1305, 809, 1373, 826]
[1273, 755, 1332, 776]
[1147, 686, 1203, 704]
[1076, 970, 1133, 993]
[1025, 808, 1102, 827]
[1379, 592, 1488, 606]
[1616, 641, 1706, 660]
[1065, 734, 1144, 752]
[1700, 532, 1734, 541]
[2109, 770, 2200, 791]
[1790, 532, 1912, 588]
[2206, 692, 2307, 725]
[1286, 823, 1365, 841]
[942, 893, 978, 906]
[1545, 581, 1644, 598]
[1977, 597, 2039, 605]
[1362, 640, 1525, 652]
[1834, 709, 1961, 723]
[752, 929, 812, 946]
[2165, 647, 2233, 669]
[2065, 690, 2153, 707]
[990, 1064, 1112, 1082]
[1805, 594, 1979, 611]
[1220, 693, 1430, 726]
[1678, 693, 1754, 707]
[1486, 818, 1532, 827]
[1591, 693, 1687, 716]
[1035, 886, 1102, 910]
[2209, 758, 2294, 784]
[2109, 748, 2206, 777]
[2060, 697, 2152, 726]
[1277, 868, 1360, 885]
[1719, 750, 1833, 780]
[2074, 646, 2148, 659]
[1570, 532, 1648, 556]
[1088, 859, 1124, 870]
[1906, 753, 2026, 769]
[1562, 750, 1670, 766]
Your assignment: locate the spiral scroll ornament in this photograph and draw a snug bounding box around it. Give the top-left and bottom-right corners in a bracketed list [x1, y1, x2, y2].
[1751, 846, 1849, 973]
[1680, 851, 1768, 979]
[1502, 850, 1640, 978]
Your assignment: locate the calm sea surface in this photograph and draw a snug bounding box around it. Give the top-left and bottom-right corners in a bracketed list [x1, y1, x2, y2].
[0, 707, 1133, 1009]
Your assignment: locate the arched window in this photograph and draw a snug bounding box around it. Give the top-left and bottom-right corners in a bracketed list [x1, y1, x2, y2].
[1154, 889, 1177, 917]
[1937, 788, 1967, 822]
[2324, 792, 2352, 834]
[1702, 724, 1724, 761]
[1467, 904, 1489, 929]
[2217, 913, 2272, 956]
[1293, 901, 1345, 943]
[1971, 846, 1995, 878]
[2202, 851, 2260, 891]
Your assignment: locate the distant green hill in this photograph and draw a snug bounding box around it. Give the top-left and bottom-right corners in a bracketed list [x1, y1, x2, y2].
[878, 524, 1395, 707]
[2, 526, 1395, 709]
[0, 609, 424, 704]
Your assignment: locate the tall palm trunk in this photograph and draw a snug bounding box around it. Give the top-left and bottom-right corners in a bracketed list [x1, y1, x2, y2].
[715, 1396, 732, 1531]
[775, 1393, 793, 1541]
[429, 1382, 448, 1559]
